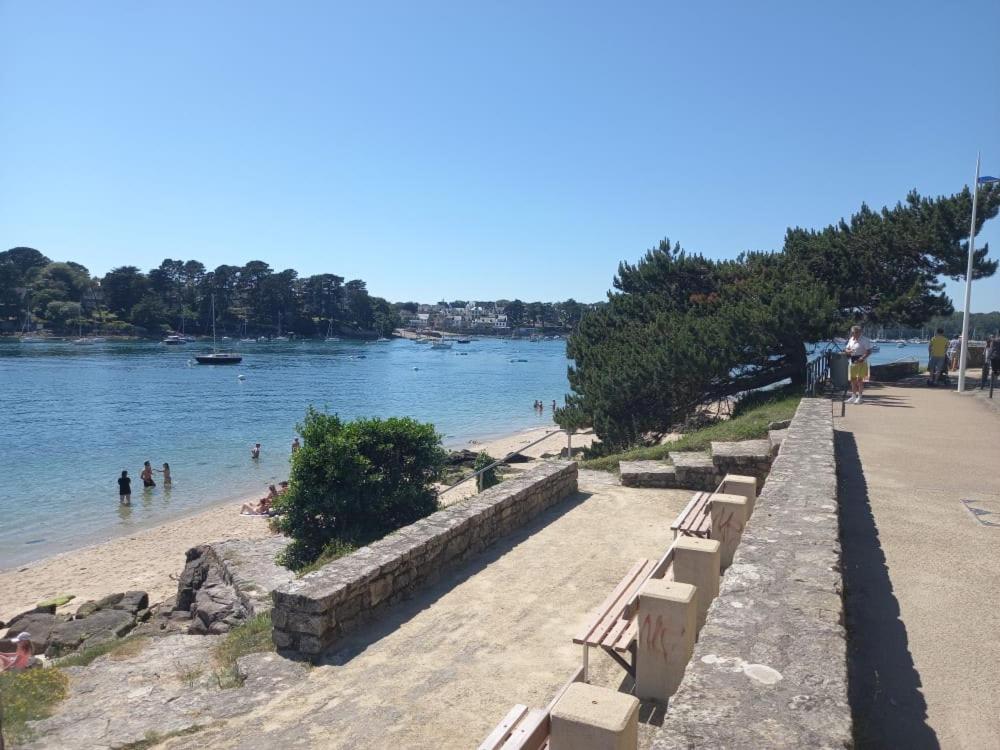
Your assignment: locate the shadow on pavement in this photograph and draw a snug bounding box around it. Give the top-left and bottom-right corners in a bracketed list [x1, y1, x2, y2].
[836, 429, 939, 749]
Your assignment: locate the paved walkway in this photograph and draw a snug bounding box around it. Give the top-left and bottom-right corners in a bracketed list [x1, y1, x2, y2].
[836, 380, 1000, 749]
[152, 470, 687, 750]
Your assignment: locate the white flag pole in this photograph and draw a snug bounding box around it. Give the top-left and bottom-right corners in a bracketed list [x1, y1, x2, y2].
[957, 152, 981, 392]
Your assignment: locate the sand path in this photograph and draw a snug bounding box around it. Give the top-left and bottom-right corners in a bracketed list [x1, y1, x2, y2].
[156, 471, 686, 750]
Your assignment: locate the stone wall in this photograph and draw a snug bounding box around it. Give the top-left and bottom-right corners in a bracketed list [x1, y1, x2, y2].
[271, 461, 578, 660]
[870, 360, 919, 381]
[652, 398, 851, 748]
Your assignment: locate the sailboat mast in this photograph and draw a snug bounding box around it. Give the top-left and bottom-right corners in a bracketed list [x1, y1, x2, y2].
[212, 295, 218, 352]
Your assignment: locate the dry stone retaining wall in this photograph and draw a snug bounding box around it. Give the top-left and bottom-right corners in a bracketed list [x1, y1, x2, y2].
[271, 461, 578, 660]
[652, 398, 851, 748]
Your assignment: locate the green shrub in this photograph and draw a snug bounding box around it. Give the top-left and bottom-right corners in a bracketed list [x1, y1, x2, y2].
[273, 409, 446, 570]
[473, 451, 499, 492]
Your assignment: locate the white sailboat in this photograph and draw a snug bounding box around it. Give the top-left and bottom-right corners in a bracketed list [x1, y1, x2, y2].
[324, 319, 340, 342]
[195, 296, 242, 365]
[273, 311, 289, 342]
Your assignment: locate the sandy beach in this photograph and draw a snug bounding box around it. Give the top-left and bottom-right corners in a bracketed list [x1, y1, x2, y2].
[0, 425, 596, 625]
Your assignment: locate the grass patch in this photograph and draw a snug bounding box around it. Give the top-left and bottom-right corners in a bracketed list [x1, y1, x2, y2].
[116, 724, 207, 750]
[53, 635, 149, 667]
[580, 387, 801, 472]
[0, 667, 69, 745]
[212, 613, 275, 688]
[295, 539, 358, 578]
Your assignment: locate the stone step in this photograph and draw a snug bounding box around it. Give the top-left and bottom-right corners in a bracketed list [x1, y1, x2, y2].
[710, 439, 774, 490]
[667, 451, 721, 491]
[619, 461, 677, 488]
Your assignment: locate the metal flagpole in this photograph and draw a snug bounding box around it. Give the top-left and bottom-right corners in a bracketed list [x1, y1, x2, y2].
[957, 152, 981, 392]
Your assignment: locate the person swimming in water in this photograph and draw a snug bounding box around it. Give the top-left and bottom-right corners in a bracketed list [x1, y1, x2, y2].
[140, 461, 156, 489]
[251, 443, 261, 460]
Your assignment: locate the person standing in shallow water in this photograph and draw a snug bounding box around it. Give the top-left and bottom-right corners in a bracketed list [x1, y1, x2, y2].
[140, 461, 156, 489]
[155, 462, 172, 487]
[117, 470, 131, 505]
[251, 443, 261, 460]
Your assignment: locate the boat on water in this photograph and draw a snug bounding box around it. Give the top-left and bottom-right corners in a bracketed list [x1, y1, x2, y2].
[376, 337, 390, 343]
[456, 338, 471, 344]
[430, 339, 453, 349]
[73, 336, 107, 345]
[195, 296, 243, 365]
[163, 334, 186, 345]
[324, 320, 341, 342]
[19, 335, 49, 343]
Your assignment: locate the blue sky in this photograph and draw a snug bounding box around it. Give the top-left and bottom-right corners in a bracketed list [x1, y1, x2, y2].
[2, 1, 999, 310]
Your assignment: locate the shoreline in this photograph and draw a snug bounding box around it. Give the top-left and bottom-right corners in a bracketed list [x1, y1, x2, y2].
[0, 424, 595, 624]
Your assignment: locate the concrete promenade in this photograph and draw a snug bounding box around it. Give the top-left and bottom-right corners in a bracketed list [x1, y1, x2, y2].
[837, 380, 1000, 748]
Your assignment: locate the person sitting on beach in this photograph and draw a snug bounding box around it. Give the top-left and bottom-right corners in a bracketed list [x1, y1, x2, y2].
[154, 462, 172, 486]
[140, 461, 155, 489]
[241, 484, 278, 515]
[251, 443, 261, 459]
[117, 470, 132, 506]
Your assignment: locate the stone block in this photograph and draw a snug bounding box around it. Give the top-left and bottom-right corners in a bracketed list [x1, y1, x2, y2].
[671, 536, 720, 632]
[709, 493, 748, 571]
[619, 461, 677, 488]
[636, 580, 697, 702]
[550, 682, 639, 750]
[718, 474, 757, 517]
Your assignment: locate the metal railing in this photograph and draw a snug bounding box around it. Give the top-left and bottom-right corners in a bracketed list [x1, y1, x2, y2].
[804, 351, 832, 396]
[437, 428, 570, 500]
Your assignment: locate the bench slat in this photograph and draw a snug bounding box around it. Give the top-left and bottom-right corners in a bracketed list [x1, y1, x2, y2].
[575, 559, 655, 647]
[671, 491, 712, 538]
[479, 704, 529, 750]
[572, 559, 650, 645]
[501, 708, 548, 750]
[613, 619, 638, 654]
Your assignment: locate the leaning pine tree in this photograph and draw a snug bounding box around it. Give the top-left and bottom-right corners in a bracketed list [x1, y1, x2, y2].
[565, 186, 1000, 450]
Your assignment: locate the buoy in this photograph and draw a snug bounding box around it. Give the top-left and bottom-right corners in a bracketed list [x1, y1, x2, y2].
[413, 366, 419, 371]
[237, 374, 246, 381]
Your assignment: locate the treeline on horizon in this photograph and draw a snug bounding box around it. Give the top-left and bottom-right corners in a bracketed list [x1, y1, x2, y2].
[0, 250, 588, 338]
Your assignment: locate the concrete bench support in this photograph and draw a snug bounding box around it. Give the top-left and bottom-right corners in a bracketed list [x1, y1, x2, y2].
[635, 580, 697, 702]
[709, 493, 747, 571]
[718, 474, 757, 518]
[670, 537, 720, 633]
[550, 682, 639, 750]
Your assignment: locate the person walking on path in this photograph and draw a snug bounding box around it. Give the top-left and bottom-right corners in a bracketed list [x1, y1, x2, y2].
[117, 470, 131, 505]
[983, 333, 1000, 389]
[948, 334, 962, 371]
[140, 461, 156, 489]
[927, 328, 949, 386]
[845, 325, 874, 404]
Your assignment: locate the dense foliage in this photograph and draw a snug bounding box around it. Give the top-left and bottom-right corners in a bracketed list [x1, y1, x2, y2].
[473, 451, 499, 492]
[0, 251, 403, 338]
[566, 186, 1000, 448]
[273, 410, 446, 571]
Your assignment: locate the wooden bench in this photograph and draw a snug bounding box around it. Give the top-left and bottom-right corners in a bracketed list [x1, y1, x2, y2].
[571, 538, 679, 682]
[478, 667, 584, 750]
[669, 490, 712, 538]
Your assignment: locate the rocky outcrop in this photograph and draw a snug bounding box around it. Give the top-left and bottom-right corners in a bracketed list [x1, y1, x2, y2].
[3, 592, 151, 657]
[171, 536, 293, 635]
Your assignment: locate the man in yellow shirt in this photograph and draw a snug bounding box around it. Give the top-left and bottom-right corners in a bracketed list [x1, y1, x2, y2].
[927, 328, 949, 385]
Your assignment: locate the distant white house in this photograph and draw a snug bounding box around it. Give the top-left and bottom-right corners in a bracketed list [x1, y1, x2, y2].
[408, 313, 430, 329]
[494, 314, 508, 330]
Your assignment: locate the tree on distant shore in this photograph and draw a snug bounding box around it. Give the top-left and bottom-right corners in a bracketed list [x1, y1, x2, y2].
[273, 410, 446, 571]
[566, 185, 1000, 448]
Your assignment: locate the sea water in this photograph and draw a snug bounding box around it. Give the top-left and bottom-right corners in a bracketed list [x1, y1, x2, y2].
[0, 338, 570, 567]
[0, 337, 933, 567]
